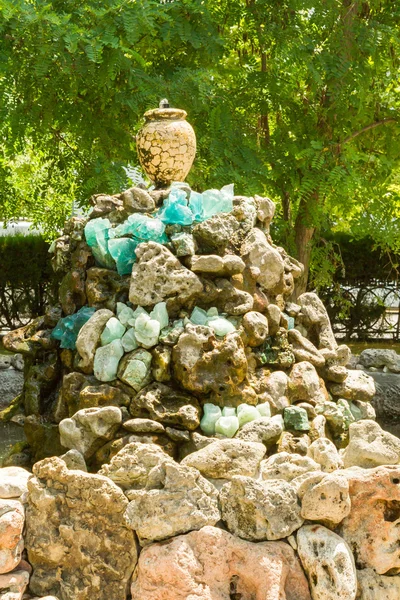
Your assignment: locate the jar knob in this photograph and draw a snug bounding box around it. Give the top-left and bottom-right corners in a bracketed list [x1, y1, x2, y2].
[159, 98, 170, 108]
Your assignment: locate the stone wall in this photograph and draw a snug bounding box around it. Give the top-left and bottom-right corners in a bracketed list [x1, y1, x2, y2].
[1, 183, 399, 599]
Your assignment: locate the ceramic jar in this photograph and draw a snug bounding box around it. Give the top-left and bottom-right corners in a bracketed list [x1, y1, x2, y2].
[136, 102, 196, 187]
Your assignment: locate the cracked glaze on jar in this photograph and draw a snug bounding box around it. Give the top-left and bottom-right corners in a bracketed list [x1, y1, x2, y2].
[136, 106, 196, 187]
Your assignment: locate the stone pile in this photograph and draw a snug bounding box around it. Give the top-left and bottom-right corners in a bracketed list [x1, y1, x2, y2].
[1, 181, 400, 599]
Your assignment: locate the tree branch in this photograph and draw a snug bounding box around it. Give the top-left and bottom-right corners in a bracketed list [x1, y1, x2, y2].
[339, 118, 396, 147]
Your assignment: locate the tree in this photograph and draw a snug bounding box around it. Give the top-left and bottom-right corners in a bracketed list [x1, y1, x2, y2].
[0, 0, 399, 293]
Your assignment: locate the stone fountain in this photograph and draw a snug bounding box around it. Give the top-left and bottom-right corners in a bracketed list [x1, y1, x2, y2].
[0, 102, 399, 600]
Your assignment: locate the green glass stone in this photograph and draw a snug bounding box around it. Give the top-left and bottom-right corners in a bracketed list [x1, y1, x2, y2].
[188, 190, 204, 221]
[222, 407, 236, 417]
[237, 404, 261, 428]
[108, 238, 137, 276]
[114, 213, 168, 244]
[200, 403, 222, 436]
[134, 313, 161, 348]
[100, 317, 126, 346]
[118, 349, 152, 391]
[171, 232, 196, 257]
[283, 406, 310, 431]
[94, 339, 124, 382]
[150, 302, 169, 330]
[51, 306, 96, 350]
[84, 217, 116, 269]
[208, 317, 236, 337]
[215, 415, 239, 438]
[116, 303, 135, 327]
[207, 307, 218, 317]
[202, 184, 234, 220]
[257, 402, 271, 418]
[190, 307, 208, 326]
[158, 188, 194, 226]
[121, 328, 138, 352]
[127, 306, 149, 327]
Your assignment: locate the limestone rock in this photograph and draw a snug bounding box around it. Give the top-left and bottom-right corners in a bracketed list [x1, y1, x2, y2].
[192, 213, 241, 252]
[182, 439, 265, 479]
[242, 311, 269, 347]
[189, 254, 245, 276]
[0, 569, 29, 600]
[172, 325, 248, 405]
[0, 468, 30, 499]
[342, 419, 400, 468]
[297, 292, 337, 351]
[124, 460, 220, 545]
[235, 415, 283, 447]
[60, 449, 87, 472]
[260, 452, 320, 483]
[75, 308, 114, 373]
[356, 568, 400, 599]
[330, 369, 375, 402]
[241, 228, 285, 294]
[129, 242, 203, 310]
[26, 457, 137, 600]
[278, 431, 311, 455]
[122, 418, 165, 433]
[307, 438, 343, 472]
[297, 524, 357, 600]
[289, 361, 327, 404]
[131, 525, 311, 600]
[256, 370, 289, 413]
[99, 442, 169, 489]
[130, 383, 201, 430]
[298, 471, 351, 525]
[288, 328, 325, 367]
[0, 499, 24, 574]
[120, 186, 155, 213]
[59, 406, 122, 459]
[339, 465, 400, 574]
[85, 267, 129, 311]
[359, 349, 400, 373]
[220, 476, 303, 540]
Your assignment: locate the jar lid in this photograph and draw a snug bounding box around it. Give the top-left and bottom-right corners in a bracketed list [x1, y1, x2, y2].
[144, 108, 187, 121]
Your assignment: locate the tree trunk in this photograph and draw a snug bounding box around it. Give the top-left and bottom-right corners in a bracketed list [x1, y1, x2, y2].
[293, 197, 316, 299]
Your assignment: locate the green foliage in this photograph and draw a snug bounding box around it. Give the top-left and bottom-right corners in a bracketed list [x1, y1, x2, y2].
[0, 0, 399, 280]
[0, 234, 57, 327]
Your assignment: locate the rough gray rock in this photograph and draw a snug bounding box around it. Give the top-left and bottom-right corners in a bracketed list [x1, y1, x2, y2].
[359, 349, 400, 373]
[0, 368, 23, 410]
[99, 442, 169, 489]
[220, 476, 303, 541]
[129, 242, 203, 311]
[297, 292, 337, 351]
[240, 228, 285, 294]
[370, 371, 400, 437]
[26, 457, 137, 600]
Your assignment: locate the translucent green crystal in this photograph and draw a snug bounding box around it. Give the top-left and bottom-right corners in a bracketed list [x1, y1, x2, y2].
[121, 328, 138, 352]
[188, 191, 204, 221]
[113, 213, 168, 244]
[150, 302, 169, 330]
[118, 349, 152, 391]
[200, 403, 222, 435]
[94, 339, 124, 382]
[108, 238, 137, 276]
[202, 184, 234, 220]
[127, 306, 149, 327]
[158, 188, 194, 226]
[237, 404, 261, 428]
[51, 306, 96, 350]
[84, 218, 115, 269]
[283, 406, 310, 431]
[222, 407, 236, 417]
[100, 317, 126, 346]
[116, 303, 135, 327]
[207, 307, 219, 317]
[256, 402, 271, 418]
[190, 307, 208, 326]
[134, 313, 161, 348]
[215, 415, 239, 438]
[208, 317, 236, 336]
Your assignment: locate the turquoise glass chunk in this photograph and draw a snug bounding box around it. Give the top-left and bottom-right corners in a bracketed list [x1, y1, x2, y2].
[200, 403, 222, 436]
[237, 404, 261, 428]
[208, 317, 236, 336]
[202, 184, 234, 220]
[150, 302, 169, 330]
[116, 303, 135, 327]
[84, 218, 115, 269]
[190, 307, 208, 326]
[94, 338, 124, 382]
[127, 306, 149, 327]
[113, 213, 168, 244]
[108, 238, 137, 276]
[283, 313, 295, 330]
[51, 306, 96, 350]
[100, 317, 126, 346]
[215, 415, 239, 438]
[188, 191, 204, 221]
[121, 328, 138, 352]
[222, 407, 236, 417]
[257, 402, 271, 418]
[134, 313, 161, 348]
[158, 188, 194, 226]
[207, 307, 218, 317]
